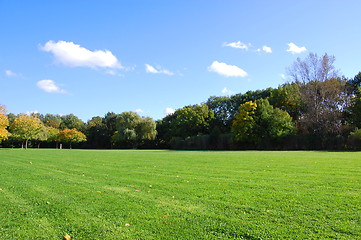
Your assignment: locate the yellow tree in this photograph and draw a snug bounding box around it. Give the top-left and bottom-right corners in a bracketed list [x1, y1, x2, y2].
[10, 114, 43, 149]
[231, 101, 257, 142]
[46, 126, 60, 148]
[59, 128, 86, 149]
[0, 105, 11, 142]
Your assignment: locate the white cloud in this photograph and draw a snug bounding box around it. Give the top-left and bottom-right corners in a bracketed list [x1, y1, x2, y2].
[105, 69, 124, 77]
[145, 64, 174, 75]
[256, 46, 272, 53]
[41, 40, 123, 69]
[223, 41, 250, 50]
[262, 46, 272, 53]
[164, 107, 175, 115]
[5, 70, 18, 77]
[134, 109, 144, 114]
[37, 79, 66, 93]
[287, 42, 307, 54]
[221, 87, 234, 95]
[280, 73, 286, 80]
[208, 61, 248, 77]
[26, 110, 39, 115]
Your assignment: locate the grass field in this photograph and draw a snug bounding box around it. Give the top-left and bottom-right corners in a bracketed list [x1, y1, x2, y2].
[0, 149, 360, 239]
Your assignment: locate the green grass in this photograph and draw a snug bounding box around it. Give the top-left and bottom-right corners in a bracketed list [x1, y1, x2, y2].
[0, 149, 360, 239]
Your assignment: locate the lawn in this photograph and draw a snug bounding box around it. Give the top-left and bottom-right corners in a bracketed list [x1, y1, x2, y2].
[0, 149, 360, 239]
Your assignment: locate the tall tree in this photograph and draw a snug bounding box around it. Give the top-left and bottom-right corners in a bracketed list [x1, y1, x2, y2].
[287, 53, 339, 83]
[206, 96, 233, 131]
[43, 114, 63, 129]
[231, 99, 295, 146]
[0, 105, 11, 142]
[113, 112, 157, 148]
[10, 114, 44, 149]
[206, 88, 274, 132]
[288, 53, 344, 137]
[85, 116, 108, 149]
[166, 104, 215, 139]
[45, 126, 60, 148]
[347, 72, 361, 128]
[60, 114, 85, 131]
[287, 53, 352, 136]
[103, 112, 118, 148]
[268, 83, 302, 121]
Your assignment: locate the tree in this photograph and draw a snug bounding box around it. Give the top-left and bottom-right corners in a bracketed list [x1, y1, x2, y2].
[60, 114, 85, 131]
[231, 101, 258, 142]
[0, 105, 11, 142]
[206, 88, 274, 132]
[268, 83, 302, 120]
[43, 114, 62, 129]
[35, 125, 49, 148]
[45, 126, 60, 148]
[347, 72, 361, 95]
[231, 99, 295, 146]
[59, 128, 86, 149]
[299, 77, 351, 135]
[136, 117, 157, 141]
[347, 72, 361, 128]
[103, 112, 118, 148]
[113, 112, 157, 148]
[10, 114, 44, 149]
[287, 53, 351, 136]
[206, 96, 233, 131]
[167, 104, 215, 138]
[85, 116, 108, 149]
[287, 53, 339, 83]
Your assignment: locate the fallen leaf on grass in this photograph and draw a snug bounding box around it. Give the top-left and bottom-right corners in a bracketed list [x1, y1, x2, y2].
[125, 223, 130, 227]
[135, 190, 141, 192]
[63, 234, 71, 240]
[96, 191, 101, 193]
[163, 215, 168, 219]
[29, 162, 32, 164]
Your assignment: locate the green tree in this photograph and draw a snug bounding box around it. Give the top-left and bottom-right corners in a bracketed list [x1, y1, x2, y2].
[113, 112, 157, 148]
[232, 99, 295, 146]
[85, 116, 108, 149]
[206, 88, 274, 132]
[60, 114, 85, 131]
[269, 83, 302, 120]
[168, 104, 215, 138]
[103, 112, 118, 148]
[347, 72, 361, 128]
[206, 96, 233, 131]
[10, 114, 44, 149]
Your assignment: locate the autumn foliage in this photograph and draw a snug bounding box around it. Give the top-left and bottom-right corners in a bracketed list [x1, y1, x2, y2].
[0, 105, 11, 142]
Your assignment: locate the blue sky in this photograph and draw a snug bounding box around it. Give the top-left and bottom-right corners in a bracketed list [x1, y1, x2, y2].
[1, 0, 361, 121]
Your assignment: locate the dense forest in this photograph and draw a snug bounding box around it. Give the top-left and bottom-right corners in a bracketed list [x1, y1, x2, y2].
[1, 53, 361, 150]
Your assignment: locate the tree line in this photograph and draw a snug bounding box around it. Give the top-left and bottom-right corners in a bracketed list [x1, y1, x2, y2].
[1, 53, 361, 150]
